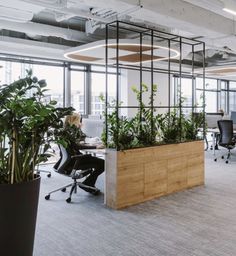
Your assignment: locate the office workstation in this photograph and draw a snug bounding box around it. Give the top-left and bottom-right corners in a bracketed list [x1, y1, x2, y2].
[1, 1, 236, 256]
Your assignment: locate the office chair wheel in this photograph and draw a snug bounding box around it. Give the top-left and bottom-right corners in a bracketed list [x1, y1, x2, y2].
[214, 158, 217, 162]
[61, 188, 66, 192]
[47, 173, 51, 178]
[221, 156, 224, 159]
[226, 160, 229, 164]
[66, 197, 71, 203]
[45, 194, 50, 200]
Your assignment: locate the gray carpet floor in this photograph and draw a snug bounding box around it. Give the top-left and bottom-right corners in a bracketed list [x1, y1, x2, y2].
[34, 150, 236, 256]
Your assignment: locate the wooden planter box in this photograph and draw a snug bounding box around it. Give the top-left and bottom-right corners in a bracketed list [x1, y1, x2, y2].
[105, 140, 204, 209]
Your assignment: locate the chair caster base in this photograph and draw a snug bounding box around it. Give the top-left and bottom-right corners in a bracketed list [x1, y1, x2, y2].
[214, 158, 217, 162]
[45, 194, 50, 200]
[47, 173, 51, 178]
[66, 197, 71, 203]
[226, 160, 229, 164]
[61, 188, 66, 192]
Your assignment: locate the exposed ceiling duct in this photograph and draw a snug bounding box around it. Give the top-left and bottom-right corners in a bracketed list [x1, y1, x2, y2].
[21, 0, 108, 23]
[0, 35, 68, 60]
[0, 6, 34, 22]
[0, 0, 236, 70]
[0, 19, 94, 43]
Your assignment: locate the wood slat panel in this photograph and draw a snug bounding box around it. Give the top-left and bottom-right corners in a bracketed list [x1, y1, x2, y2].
[105, 141, 204, 209]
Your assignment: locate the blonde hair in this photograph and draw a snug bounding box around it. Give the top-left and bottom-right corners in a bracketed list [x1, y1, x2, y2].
[65, 113, 81, 127]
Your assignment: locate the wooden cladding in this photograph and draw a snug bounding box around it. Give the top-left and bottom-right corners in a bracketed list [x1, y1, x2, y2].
[105, 141, 204, 209]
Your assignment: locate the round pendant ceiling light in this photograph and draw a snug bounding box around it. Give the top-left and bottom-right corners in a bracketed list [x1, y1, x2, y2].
[64, 39, 180, 65]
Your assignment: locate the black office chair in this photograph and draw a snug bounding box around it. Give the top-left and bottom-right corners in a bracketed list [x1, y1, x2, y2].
[45, 145, 100, 203]
[214, 120, 236, 163]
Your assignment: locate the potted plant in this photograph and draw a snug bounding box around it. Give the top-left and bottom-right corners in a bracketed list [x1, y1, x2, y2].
[103, 84, 205, 209]
[0, 70, 72, 256]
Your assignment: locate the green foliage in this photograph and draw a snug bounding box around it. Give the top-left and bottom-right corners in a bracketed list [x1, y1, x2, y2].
[159, 109, 182, 143]
[0, 70, 73, 184]
[131, 83, 159, 146]
[184, 112, 205, 141]
[54, 124, 86, 151]
[100, 83, 204, 151]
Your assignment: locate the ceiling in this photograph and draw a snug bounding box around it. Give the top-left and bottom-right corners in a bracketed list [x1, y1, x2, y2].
[1, 0, 236, 76]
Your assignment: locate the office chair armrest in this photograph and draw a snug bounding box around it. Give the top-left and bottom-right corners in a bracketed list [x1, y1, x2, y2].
[70, 168, 91, 179]
[71, 154, 91, 159]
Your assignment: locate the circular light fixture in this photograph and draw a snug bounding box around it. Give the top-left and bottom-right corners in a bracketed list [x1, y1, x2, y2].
[64, 39, 180, 65]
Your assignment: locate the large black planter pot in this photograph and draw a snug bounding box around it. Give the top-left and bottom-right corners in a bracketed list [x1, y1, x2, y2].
[0, 176, 41, 256]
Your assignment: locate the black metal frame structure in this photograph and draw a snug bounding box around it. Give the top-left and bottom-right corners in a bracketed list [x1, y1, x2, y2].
[105, 21, 206, 149]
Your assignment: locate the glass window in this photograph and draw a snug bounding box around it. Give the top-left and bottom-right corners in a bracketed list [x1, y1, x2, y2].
[91, 73, 116, 115]
[220, 81, 228, 114]
[32, 65, 64, 107]
[174, 77, 194, 115]
[71, 71, 85, 114]
[229, 91, 236, 113]
[181, 78, 193, 115]
[205, 79, 217, 90]
[220, 90, 227, 113]
[196, 78, 219, 113]
[196, 78, 203, 90]
[196, 78, 218, 90]
[0, 60, 31, 84]
[91, 65, 117, 73]
[205, 91, 218, 112]
[230, 82, 236, 90]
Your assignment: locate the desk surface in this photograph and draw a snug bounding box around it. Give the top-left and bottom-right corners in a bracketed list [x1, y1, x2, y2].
[81, 148, 106, 155]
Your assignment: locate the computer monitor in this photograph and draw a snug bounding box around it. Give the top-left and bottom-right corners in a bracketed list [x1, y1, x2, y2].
[205, 113, 223, 129]
[230, 111, 236, 124]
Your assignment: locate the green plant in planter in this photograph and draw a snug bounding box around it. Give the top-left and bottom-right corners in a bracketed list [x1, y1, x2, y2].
[101, 83, 161, 149]
[100, 96, 135, 150]
[184, 112, 205, 141]
[159, 108, 182, 143]
[54, 123, 87, 154]
[131, 83, 160, 146]
[0, 70, 73, 184]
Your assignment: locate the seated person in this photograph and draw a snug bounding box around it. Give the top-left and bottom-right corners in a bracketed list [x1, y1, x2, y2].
[55, 113, 104, 194]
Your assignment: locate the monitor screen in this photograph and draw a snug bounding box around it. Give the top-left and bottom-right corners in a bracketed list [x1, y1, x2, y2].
[205, 113, 223, 129]
[230, 111, 236, 124]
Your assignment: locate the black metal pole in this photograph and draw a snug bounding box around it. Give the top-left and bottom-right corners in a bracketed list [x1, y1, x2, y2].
[203, 42, 206, 140]
[116, 21, 120, 150]
[151, 30, 154, 140]
[105, 24, 108, 147]
[192, 44, 195, 114]
[139, 32, 143, 130]
[179, 37, 182, 141]
[168, 39, 171, 114]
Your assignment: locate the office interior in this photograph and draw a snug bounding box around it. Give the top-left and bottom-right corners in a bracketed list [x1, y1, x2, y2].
[1, 0, 236, 255]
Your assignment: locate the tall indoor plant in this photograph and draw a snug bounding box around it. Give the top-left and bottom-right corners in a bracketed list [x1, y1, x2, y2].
[0, 70, 72, 256]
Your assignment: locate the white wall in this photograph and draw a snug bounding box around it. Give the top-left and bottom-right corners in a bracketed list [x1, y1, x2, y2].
[120, 69, 172, 117]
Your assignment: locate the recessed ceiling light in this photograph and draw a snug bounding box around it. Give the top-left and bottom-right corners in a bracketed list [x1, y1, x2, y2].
[223, 8, 236, 16]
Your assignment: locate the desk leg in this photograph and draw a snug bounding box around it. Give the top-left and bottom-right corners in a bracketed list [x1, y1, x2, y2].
[212, 132, 216, 155]
[204, 133, 208, 151]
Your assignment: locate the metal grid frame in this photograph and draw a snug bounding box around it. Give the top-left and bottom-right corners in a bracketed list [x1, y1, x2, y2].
[105, 21, 205, 149]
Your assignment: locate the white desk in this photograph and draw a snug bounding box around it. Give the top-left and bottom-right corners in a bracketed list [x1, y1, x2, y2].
[206, 128, 220, 155]
[80, 148, 106, 157]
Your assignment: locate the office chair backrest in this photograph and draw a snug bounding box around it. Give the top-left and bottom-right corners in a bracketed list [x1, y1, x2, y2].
[218, 120, 234, 145]
[56, 144, 73, 175]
